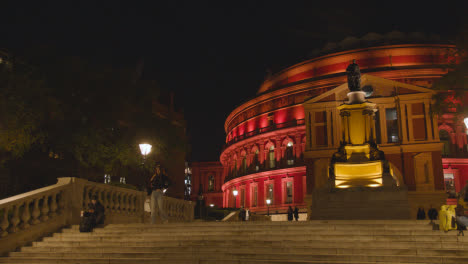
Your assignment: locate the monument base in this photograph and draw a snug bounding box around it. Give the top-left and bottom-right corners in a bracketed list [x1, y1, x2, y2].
[309, 186, 410, 220]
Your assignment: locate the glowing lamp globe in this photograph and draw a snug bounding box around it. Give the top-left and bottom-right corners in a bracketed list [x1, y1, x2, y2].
[464, 117, 468, 129]
[139, 143, 152, 156]
[233, 190, 238, 196]
[266, 199, 271, 205]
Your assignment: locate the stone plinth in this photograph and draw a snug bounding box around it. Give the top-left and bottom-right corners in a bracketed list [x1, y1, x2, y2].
[309, 186, 410, 220]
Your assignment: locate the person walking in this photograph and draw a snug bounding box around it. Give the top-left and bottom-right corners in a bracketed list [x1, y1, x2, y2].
[293, 206, 299, 221]
[148, 164, 169, 224]
[287, 206, 293, 221]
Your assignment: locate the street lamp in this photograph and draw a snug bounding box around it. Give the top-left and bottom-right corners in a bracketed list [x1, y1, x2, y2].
[139, 143, 152, 188]
[233, 189, 238, 209]
[464, 117, 468, 130]
[266, 198, 271, 216]
[139, 143, 152, 160]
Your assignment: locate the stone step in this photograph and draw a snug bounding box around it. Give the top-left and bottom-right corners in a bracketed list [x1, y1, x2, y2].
[103, 220, 436, 226]
[1, 253, 468, 264]
[12, 247, 468, 257]
[0, 257, 428, 264]
[31, 239, 468, 250]
[41, 234, 466, 243]
[56, 229, 448, 237]
[61, 226, 435, 234]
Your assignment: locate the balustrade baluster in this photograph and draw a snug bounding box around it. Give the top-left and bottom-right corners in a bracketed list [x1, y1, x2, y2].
[114, 192, 120, 212]
[126, 194, 131, 214]
[20, 200, 31, 229]
[0, 207, 10, 237]
[121, 194, 127, 213]
[31, 198, 40, 224]
[57, 191, 65, 214]
[40, 196, 49, 222]
[109, 191, 115, 212]
[129, 195, 135, 213]
[49, 193, 58, 217]
[8, 204, 20, 233]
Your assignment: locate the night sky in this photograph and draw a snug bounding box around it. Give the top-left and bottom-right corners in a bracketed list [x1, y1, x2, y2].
[1, 1, 466, 161]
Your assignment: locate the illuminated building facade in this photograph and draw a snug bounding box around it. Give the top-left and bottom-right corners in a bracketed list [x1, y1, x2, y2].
[189, 162, 224, 208]
[221, 43, 466, 215]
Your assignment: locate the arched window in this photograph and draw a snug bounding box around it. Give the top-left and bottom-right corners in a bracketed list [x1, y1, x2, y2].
[439, 129, 451, 156]
[286, 141, 294, 166]
[269, 145, 275, 169]
[242, 156, 247, 174]
[208, 175, 214, 191]
[254, 150, 259, 171]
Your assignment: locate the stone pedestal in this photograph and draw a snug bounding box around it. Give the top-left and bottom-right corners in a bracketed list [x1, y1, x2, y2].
[309, 186, 410, 220]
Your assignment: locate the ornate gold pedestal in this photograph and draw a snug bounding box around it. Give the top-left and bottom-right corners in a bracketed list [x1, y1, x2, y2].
[330, 93, 391, 188]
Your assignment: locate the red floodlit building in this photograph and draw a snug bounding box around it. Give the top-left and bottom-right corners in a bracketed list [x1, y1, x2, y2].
[189, 162, 224, 208]
[220, 42, 468, 215]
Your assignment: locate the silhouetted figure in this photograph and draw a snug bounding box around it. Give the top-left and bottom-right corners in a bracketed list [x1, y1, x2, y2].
[287, 206, 293, 221]
[417, 207, 426, 220]
[346, 59, 362, 92]
[428, 205, 438, 224]
[293, 206, 299, 221]
[79, 195, 105, 232]
[148, 164, 170, 224]
[239, 206, 246, 221]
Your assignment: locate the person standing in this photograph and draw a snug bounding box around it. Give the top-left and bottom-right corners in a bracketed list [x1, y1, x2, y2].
[287, 206, 293, 221]
[293, 206, 299, 221]
[148, 164, 169, 224]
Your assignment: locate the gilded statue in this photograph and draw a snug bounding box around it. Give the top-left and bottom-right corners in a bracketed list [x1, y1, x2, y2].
[346, 59, 361, 92]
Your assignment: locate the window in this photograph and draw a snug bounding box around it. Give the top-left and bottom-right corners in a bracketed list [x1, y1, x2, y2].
[386, 108, 399, 143]
[285, 181, 293, 204]
[286, 141, 294, 166]
[266, 183, 274, 204]
[208, 175, 214, 191]
[242, 156, 247, 174]
[315, 111, 327, 146]
[252, 185, 258, 207]
[444, 173, 455, 194]
[269, 146, 275, 169]
[254, 150, 259, 172]
[439, 130, 451, 156]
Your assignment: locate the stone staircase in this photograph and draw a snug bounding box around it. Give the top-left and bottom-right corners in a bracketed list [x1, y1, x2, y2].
[1, 220, 468, 263]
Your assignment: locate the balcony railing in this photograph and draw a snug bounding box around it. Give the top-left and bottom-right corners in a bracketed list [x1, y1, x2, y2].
[224, 156, 305, 183]
[224, 119, 305, 151]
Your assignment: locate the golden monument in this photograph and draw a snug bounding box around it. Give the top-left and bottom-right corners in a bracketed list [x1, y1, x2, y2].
[329, 60, 395, 189]
[309, 61, 409, 220]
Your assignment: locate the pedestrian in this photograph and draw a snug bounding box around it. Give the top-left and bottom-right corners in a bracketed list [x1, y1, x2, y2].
[417, 206, 426, 220]
[293, 206, 299, 221]
[245, 208, 250, 221]
[287, 206, 293, 221]
[147, 164, 169, 224]
[79, 195, 105, 232]
[238, 206, 246, 221]
[428, 205, 438, 224]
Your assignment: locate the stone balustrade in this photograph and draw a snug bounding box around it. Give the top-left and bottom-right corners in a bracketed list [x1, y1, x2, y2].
[0, 177, 194, 256]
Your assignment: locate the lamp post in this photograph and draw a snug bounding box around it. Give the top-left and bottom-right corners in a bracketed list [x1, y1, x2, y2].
[139, 143, 152, 186]
[139, 143, 152, 161]
[233, 189, 238, 209]
[266, 198, 271, 216]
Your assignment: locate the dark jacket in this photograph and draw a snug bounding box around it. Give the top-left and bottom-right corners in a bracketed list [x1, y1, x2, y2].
[147, 173, 171, 195]
[293, 207, 299, 220]
[287, 207, 293, 221]
[456, 205, 465, 217]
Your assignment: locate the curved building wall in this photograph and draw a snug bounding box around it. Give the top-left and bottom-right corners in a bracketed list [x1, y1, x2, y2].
[221, 44, 457, 214]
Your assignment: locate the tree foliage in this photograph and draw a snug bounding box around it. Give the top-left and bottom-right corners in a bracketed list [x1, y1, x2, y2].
[0, 54, 187, 178]
[432, 26, 468, 116]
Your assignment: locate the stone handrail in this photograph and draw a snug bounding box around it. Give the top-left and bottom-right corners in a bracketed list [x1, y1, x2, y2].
[0, 177, 194, 256]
